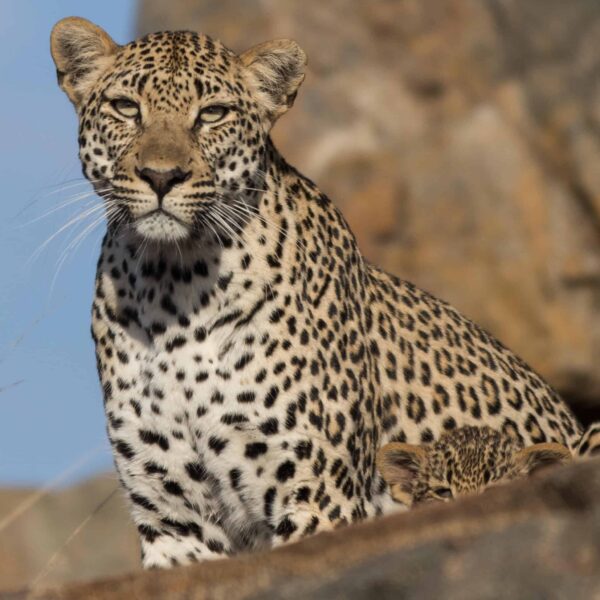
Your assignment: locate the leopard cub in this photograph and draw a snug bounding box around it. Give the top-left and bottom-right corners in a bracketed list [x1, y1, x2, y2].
[377, 426, 571, 507]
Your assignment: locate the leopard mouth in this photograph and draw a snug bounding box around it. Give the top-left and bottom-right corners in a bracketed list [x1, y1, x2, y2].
[140, 208, 188, 227]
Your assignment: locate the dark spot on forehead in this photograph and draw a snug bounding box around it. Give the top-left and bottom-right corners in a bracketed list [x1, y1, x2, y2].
[195, 79, 203, 98]
[137, 72, 149, 95]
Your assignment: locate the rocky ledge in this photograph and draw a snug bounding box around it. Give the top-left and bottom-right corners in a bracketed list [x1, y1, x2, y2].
[12, 456, 600, 600]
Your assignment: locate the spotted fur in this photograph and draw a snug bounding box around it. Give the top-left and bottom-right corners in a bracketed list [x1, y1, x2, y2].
[576, 421, 600, 458]
[378, 426, 572, 506]
[50, 18, 582, 568]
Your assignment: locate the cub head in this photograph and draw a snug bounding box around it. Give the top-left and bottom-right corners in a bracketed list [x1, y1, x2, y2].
[50, 17, 306, 242]
[377, 426, 572, 507]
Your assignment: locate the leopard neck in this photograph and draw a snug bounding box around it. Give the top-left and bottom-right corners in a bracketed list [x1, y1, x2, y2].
[96, 140, 346, 331]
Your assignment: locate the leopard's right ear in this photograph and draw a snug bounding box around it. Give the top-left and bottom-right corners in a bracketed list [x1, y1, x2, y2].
[513, 442, 572, 476]
[377, 443, 428, 507]
[50, 17, 118, 106]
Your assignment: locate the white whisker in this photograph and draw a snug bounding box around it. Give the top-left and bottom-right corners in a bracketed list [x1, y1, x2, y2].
[18, 189, 112, 227]
[211, 204, 246, 248]
[16, 178, 103, 217]
[49, 208, 116, 295]
[27, 203, 109, 266]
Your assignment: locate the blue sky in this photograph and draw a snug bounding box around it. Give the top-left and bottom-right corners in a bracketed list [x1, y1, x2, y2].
[0, 1, 136, 485]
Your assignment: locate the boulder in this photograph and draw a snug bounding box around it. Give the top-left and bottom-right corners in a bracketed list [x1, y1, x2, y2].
[0, 476, 139, 592]
[17, 457, 600, 599]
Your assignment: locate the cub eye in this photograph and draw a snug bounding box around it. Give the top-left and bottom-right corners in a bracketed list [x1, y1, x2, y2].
[433, 487, 453, 499]
[197, 105, 230, 125]
[110, 98, 140, 119]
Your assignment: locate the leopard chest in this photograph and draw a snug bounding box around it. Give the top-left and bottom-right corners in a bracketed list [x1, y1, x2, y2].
[106, 306, 282, 437]
[98, 281, 321, 499]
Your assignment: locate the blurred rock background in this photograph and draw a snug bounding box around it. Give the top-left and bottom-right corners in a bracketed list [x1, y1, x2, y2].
[141, 0, 600, 422]
[4, 0, 600, 592]
[0, 476, 138, 592]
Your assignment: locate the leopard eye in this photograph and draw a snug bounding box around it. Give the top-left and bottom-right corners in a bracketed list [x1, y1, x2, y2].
[433, 487, 453, 499]
[197, 105, 230, 125]
[110, 98, 140, 119]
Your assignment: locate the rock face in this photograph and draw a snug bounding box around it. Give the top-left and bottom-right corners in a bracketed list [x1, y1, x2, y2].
[0, 476, 139, 592]
[18, 457, 600, 599]
[138, 0, 600, 419]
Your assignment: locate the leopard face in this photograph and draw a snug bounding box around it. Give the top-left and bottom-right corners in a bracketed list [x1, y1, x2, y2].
[377, 426, 572, 506]
[50, 19, 305, 242]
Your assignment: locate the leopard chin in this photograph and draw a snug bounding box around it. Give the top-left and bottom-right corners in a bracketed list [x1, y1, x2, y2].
[134, 210, 190, 242]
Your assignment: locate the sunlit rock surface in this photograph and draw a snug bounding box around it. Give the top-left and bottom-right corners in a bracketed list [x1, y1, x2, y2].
[17, 457, 600, 599]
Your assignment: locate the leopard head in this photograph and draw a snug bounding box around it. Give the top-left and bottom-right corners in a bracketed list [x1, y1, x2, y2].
[50, 17, 306, 243]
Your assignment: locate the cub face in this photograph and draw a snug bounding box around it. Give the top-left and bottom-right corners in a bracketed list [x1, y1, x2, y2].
[50, 17, 306, 243]
[377, 426, 572, 507]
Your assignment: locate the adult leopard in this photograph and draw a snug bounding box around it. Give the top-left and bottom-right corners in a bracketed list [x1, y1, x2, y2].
[50, 17, 582, 568]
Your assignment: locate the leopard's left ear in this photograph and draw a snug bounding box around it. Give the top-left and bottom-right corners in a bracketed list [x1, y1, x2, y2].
[377, 442, 428, 507]
[51, 17, 119, 107]
[240, 39, 307, 123]
[513, 442, 572, 476]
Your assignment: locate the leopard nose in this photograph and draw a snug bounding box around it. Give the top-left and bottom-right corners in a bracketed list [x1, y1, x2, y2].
[136, 167, 191, 200]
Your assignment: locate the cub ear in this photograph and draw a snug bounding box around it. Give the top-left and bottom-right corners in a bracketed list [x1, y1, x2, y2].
[576, 422, 600, 459]
[50, 17, 118, 106]
[240, 39, 307, 122]
[513, 442, 572, 476]
[376, 443, 428, 507]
